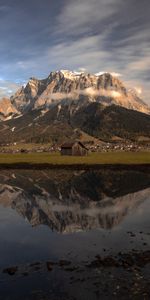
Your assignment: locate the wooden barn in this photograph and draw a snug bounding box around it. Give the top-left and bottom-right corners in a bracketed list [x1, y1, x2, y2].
[61, 141, 88, 156]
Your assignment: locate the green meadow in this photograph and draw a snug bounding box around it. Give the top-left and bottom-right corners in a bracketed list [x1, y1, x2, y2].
[0, 151, 149, 166]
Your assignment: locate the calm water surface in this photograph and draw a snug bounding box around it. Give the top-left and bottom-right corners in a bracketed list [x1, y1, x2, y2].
[0, 169, 149, 299]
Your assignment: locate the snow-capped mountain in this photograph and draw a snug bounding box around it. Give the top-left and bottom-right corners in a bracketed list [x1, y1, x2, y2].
[10, 70, 150, 115]
[0, 70, 149, 144]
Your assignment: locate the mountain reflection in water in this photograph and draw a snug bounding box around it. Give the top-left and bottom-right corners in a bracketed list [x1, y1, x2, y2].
[0, 169, 149, 233]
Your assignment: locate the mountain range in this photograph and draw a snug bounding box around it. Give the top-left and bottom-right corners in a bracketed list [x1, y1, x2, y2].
[0, 70, 150, 143]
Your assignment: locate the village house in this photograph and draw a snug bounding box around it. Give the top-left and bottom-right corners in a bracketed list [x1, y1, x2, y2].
[61, 141, 88, 156]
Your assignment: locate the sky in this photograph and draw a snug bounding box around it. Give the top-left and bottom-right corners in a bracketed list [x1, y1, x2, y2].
[0, 0, 150, 104]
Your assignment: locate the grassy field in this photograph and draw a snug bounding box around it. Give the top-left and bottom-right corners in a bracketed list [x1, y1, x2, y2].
[0, 143, 51, 151]
[0, 151, 149, 166]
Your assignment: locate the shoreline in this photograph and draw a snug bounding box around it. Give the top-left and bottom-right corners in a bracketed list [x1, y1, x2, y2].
[0, 163, 150, 171]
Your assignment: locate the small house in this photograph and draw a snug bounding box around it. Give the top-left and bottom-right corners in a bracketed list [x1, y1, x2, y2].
[61, 141, 88, 156]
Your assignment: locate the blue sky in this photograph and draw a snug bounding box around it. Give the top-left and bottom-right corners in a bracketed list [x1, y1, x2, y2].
[0, 0, 150, 104]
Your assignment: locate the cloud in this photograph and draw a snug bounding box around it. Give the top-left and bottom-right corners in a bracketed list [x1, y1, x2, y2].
[46, 35, 115, 73]
[0, 0, 150, 106]
[0, 80, 20, 99]
[56, 0, 119, 36]
[81, 87, 122, 99]
[39, 87, 122, 104]
[0, 5, 9, 12]
[95, 72, 122, 77]
[50, 0, 150, 105]
[127, 57, 150, 71]
[133, 87, 142, 96]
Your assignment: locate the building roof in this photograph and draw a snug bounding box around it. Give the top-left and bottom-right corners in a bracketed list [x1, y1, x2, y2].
[61, 141, 88, 150]
[61, 142, 75, 149]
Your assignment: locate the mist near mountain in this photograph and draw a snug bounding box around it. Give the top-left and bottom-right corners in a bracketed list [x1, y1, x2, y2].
[0, 70, 149, 143]
[10, 70, 149, 115]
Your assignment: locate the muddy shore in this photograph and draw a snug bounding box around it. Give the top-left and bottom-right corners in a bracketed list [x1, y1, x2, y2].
[1, 249, 150, 300]
[0, 163, 150, 171]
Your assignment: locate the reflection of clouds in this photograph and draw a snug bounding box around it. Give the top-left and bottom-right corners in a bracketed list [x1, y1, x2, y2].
[51, 188, 150, 221]
[135, 197, 150, 216]
[0, 180, 149, 233]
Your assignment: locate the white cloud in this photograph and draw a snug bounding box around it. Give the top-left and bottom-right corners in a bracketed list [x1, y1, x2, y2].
[0, 80, 20, 99]
[95, 71, 122, 77]
[40, 87, 122, 104]
[125, 79, 150, 104]
[134, 87, 142, 96]
[46, 35, 113, 72]
[0, 5, 10, 12]
[1, 0, 150, 106]
[127, 57, 150, 71]
[56, 0, 119, 36]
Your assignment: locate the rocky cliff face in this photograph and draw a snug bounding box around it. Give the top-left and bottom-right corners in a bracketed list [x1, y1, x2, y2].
[0, 70, 149, 143]
[10, 70, 150, 114]
[10, 77, 47, 113]
[0, 98, 19, 120]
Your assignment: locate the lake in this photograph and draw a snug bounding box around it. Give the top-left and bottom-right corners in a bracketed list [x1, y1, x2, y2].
[0, 168, 150, 299]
